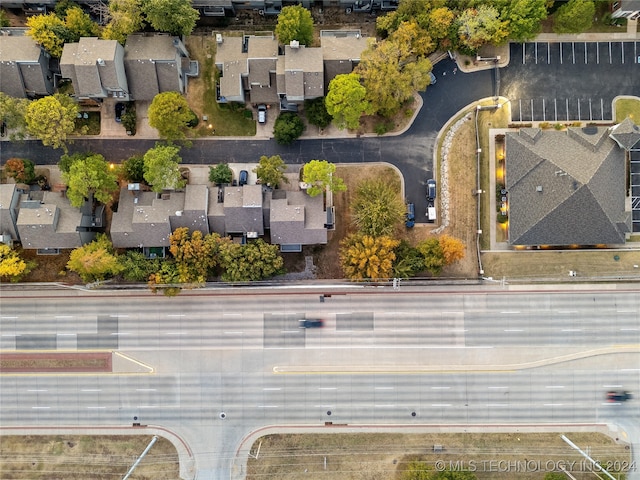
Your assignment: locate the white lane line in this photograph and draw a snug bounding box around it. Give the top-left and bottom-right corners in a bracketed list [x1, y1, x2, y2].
[110, 332, 131, 336]
[318, 387, 337, 390]
[487, 404, 508, 407]
[110, 314, 128, 318]
[164, 332, 187, 335]
[603, 385, 623, 388]
[136, 389, 157, 392]
[263, 388, 281, 391]
[488, 386, 508, 390]
[500, 311, 521, 314]
[555, 310, 578, 314]
[545, 385, 565, 389]
[54, 316, 73, 319]
[616, 310, 635, 313]
[504, 329, 524, 332]
[167, 314, 185, 318]
[86, 406, 106, 409]
[32, 406, 51, 409]
[431, 404, 451, 407]
[282, 330, 301, 334]
[621, 369, 640, 372]
[137, 405, 157, 409]
[620, 328, 639, 331]
[81, 389, 101, 392]
[561, 329, 582, 332]
[375, 387, 395, 390]
[431, 386, 451, 390]
[27, 389, 47, 392]
[314, 405, 335, 408]
[56, 333, 76, 336]
[544, 403, 563, 407]
[223, 313, 241, 316]
[375, 404, 396, 408]
[257, 405, 279, 408]
[0, 316, 18, 319]
[224, 331, 243, 334]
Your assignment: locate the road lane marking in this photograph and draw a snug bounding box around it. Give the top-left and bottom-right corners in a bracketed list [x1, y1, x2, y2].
[54, 315, 73, 319]
[431, 404, 451, 407]
[56, 333, 75, 336]
[257, 405, 279, 408]
[487, 404, 508, 407]
[561, 329, 582, 332]
[224, 331, 243, 334]
[603, 385, 623, 388]
[164, 332, 187, 335]
[431, 386, 451, 390]
[136, 388, 157, 392]
[544, 403, 563, 406]
[488, 386, 508, 389]
[167, 314, 185, 317]
[504, 329, 524, 332]
[81, 389, 101, 392]
[86, 406, 106, 409]
[501, 311, 520, 314]
[375, 387, 395, 390]
[375, 404, 396, 408]
[620, 328, 639, 331]
[545, 385, 565, 389]
[1, 316, 18, 319]
[27, 389, 47, 392]
[32, 406, 50, 409]
[263, 388, 281, 391]
[318, 387, 337, 390]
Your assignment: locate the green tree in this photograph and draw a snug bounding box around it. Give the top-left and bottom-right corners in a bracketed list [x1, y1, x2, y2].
[275, 4, 314, 46]
[325, 73, 371, 130]
[553, 0, 594, 34]
[0, 9, 10, 27]
[219, 239, 284, 282]
[302, 160, 346, 197]
[357, 40, 432, 117]
[351, 178, 404, 237]
[148, 92, 193, 142]
[428, 7, 456, 46]
[253, 155, 288, 188]
[0, 244, 35, 282]
[273, 112, 305, 145]
[143, 144, 185, 192]
[393, 240, 424, 279]
[457, 5, 509, 53]
[499, 0, 547, 42]
[389, 20, 435, 58]
[417, 237, 445, 275]
[26, 13, 68, 57]
[61, 152, 119, 207]
[3, 158, 36, 184]
[209, 163, 233, 185]
[169, 227, 221, 283]
[67, 234, 123, 282]
[122, 154, 145, 183]
[25, 94, 78, 151]
[64, 6, 101, 42]
[304, 97, 332, 129]
[117, 250, 161, 282]
[148, 260, 182, 295]
[340, 234, 400, 281]
[0, 92, 29, 140]
[142, 0, 199, 36]
[103, 0, 145, 43]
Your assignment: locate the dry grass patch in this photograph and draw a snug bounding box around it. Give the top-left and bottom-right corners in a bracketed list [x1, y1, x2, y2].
[246, 432, 630, 480]
[0, 435, 179, 480]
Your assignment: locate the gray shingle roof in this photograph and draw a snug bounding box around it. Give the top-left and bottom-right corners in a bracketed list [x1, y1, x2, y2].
[0, 34, 52, 98]
[124, 34, 184, 101]
[506, 127, 631, 246]
[223, 185, 264, 235]
[609, 117, 640, 150]
[269, 190, 327, 245]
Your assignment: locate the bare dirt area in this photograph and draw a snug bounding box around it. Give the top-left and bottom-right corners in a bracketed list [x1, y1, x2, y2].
[0, 435, 180, 480]
[246, 431, 630, 480]
[0, 352, 112, 373]
[17, 248, 82, 284]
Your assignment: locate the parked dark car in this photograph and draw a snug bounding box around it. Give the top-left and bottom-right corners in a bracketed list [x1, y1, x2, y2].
[299, 318, 324, 328]
[239, 170, 248, 186]
[606, 390, 632, 402]
[405, 203, 415, 228]
[115, 103, 126, 123]
[426, 179, 436, 201]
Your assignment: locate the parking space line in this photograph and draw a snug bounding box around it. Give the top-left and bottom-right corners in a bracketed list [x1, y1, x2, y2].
[589, 98, 593, 121]
[554, 98, 557, 122]
[600, 99, 604, 121]
[622, 43, 625, 63]
[597, 44, 599, 64]
[577, 100, 581, 120]
[542, 98, 546, 122]
[548, 42, 550, 63]
[566, 99, 569, 122]
[535, 42, 538, 64]
[572, 42, 575, 64]
[609, 41, 612, 64]
[584, 42, 587, 64]
[519, 99, 522, 122]
[530, 99, 534, 121]
[522, 43, 526, 64]
[560, 42, 562, 65]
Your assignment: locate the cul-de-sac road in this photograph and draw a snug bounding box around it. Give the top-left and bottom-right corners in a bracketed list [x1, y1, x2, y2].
[1, 286, 639, 479]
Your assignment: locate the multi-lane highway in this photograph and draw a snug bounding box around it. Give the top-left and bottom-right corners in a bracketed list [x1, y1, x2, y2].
[1, 286, 639, 479]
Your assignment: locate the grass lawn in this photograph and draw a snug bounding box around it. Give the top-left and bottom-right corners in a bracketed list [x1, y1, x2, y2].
[0, 435, 179, 480]
[247, 431, 630, 480]
[614, 97, 640, 124]
[185, 35, 256, 137]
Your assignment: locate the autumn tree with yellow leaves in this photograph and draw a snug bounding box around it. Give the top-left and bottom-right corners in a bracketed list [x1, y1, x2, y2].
[0, 244, 35, 282]
[340, 234, 400, 281]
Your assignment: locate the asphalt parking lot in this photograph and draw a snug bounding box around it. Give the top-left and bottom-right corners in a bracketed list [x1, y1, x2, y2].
[502, 41, 640, 123]
[630, 149, 640, 232]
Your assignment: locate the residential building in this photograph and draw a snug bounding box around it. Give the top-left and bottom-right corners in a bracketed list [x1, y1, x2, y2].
[611, 0, 640, 19]
[60, 37, 129, 101]
[124, 33, 198, 101]
[0, 28, 55, 98]
[505, 126, 631, 247]
[112, 182, 328, 252]
[215, 30, 368, 107]
[0, 184, 105, 250]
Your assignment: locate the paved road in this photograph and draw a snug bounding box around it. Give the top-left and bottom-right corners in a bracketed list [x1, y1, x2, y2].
[1, 286, 638, 479]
